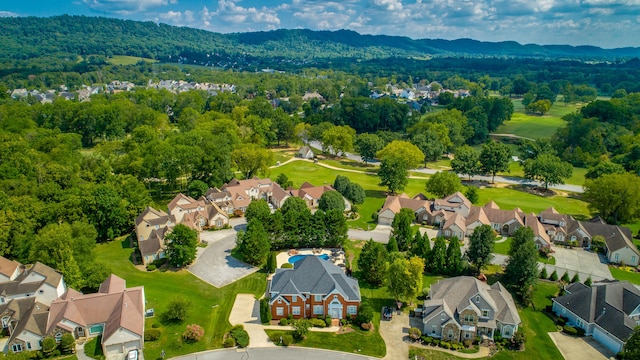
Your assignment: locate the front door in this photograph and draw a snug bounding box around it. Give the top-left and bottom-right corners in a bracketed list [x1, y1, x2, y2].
[329, 308, 341, 319]
[77, 327, 85, 337]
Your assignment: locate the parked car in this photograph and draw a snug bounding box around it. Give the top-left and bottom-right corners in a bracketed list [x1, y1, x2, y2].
[127, 350, 138, 360]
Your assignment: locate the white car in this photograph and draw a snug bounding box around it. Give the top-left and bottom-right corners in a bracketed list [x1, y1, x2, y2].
[127, 350, 138, 360]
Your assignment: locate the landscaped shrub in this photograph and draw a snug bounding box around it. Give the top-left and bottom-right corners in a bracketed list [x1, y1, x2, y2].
[355, 304, 374, 326]
[163, 297, 191, 323]
[324, 315, 332, 327]
[146, 264, 157, 271]
[282, 334, 294, 346]
[42, 337, 57, 357]
[152, 258, 168, 267]
[556, 316, 568, 326]
[259, 298, 272, 324]
[561, 272, 571, 282]
[563, 325, 579, 336]
[463, 339, 473, 348]
[571, 273, 580, 283]
[151, 323, 160, 328]
[409, 327, 422, 341]
[585, 276, 593, 287]
[269, 332, 284, 344]
[223, 337, 236, 348]
[279, 318, 289, 326]
[309, 318, 326, 328]
[230, 325, 249, 348]
[144, 329, 161, 341]
[182, 324, 204, 342]
[292, 319, 311, 341]
[539, 267, 548, 279]
[281, 263, 293, 269]
[549, 270, 558, 281]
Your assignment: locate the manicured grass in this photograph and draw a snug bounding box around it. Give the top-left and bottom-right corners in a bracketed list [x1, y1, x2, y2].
[95, 237, 267, 360]
[409, 347, 467, 359]
[494, 112, 566, 140]
[609, 266, 640, 285]
[475, 187, 590, 219]
[270, 147, 295, 165]
[106, 55, 158, 65]
[264, 329, 386, 358]
[501, 161, 586, 187]
[84, 336, 105, 360]
[321, 158, 379, 173]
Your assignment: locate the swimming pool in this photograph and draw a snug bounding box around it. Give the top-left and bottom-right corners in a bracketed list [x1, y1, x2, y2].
[288, 254, 330, 264]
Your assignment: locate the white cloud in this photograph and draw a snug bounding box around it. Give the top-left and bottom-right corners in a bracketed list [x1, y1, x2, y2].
[0, 11, 19, 17]
[373, 0, 403, 11]
[83, 0, 173, 14]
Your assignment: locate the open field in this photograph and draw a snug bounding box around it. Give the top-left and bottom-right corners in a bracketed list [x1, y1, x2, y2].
[494, 112, 566, 140]
[95, 237, 266, 360]
[106, 55, 158, 65]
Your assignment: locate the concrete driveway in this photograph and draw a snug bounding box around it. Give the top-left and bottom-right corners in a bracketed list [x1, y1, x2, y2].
[229, 294, 274, 348]
[548, 332, 615, 360]
[349, 225, 392, 243]
[172, 347, 375, 360]
[379, 310, 409, 360]
[541, 247, 613, 282]
[189, 228, 258, 288]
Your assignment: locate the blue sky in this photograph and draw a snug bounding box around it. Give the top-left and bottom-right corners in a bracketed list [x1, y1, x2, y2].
[2, 0, 640, 48]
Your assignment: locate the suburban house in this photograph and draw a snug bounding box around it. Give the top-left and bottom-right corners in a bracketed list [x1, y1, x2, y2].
[422, 277, 521, 341]
[0, 257, 22, 283]
[378, 192, 640, 256]
[289, 182, 351, 211]
[268, 256, 361, 320]
[135, 193, 229, 265]
[552, 281, 640, 354]
[205, 177, 290, 215]
[47, 274, 145, 359]
[297, 146, 315, 159]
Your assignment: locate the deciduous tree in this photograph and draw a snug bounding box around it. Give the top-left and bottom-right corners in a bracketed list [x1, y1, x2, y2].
[467, 225, 495, 273]
[583, 173, 640, 224]
[318, 190, 345, 212]
[378, 157, 408, 194]
[165, 224, 199, 268]
[425, 171, 463, 198]
[236, 219, 271, 266]
[356, 133, 384, 163]
[451, 145, 480, 180]
[523, 154, 573, 190]
[479, 140, 512, 183]
[232, 144, 273, 180]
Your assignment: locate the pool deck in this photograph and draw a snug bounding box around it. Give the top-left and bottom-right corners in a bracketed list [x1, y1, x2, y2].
[276, 248, 346, 269]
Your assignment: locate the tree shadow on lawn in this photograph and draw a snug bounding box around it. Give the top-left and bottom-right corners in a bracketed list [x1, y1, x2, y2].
[365, 189, 387, 199]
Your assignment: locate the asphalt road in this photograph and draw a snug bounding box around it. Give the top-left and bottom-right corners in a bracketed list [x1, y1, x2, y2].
[307, 141, 584, 193]
[171, 348, 375, 360]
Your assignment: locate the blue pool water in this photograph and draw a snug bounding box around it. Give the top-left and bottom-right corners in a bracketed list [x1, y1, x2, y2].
[288, 254, 330, 264]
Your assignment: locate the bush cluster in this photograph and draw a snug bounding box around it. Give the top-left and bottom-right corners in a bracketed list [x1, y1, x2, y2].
[182, 324, 204, 342]
[268, 332, 294, 346]
[144, 329, 161, 341]
[259, 298, 272, 324]
[419, 336, 466, 351]
[309, 318, 326, 328]
[230, 325, 250, 348]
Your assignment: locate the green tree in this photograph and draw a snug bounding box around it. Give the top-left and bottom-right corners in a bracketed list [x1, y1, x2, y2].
[523, 154, 573, 190]
[412, 232, 431, 264]
[276, 173, 293, 189]
[504, 229, 538, 304]
[518, 138, 556, 163]
[429, 236, 447, 274]
[467, 225, 495, 273]
[465, 186, 479, 204]
[584, 161, 625, 180]
[280, 197, 312, 248]
[85, 183, 129, 241]
[357, 239, 388, 286]
[526, 100, 552, 115]
[267, 251, 277, 273]
[292, 319, 311, 341]
[445, 237, 464, 276]
[187, 180, 209, 199]
[376, 140, 424, 170]
[236, 219, 271, 266]
[345, 183, 366, 204]
[570, 273, 580, 283]
[451, 145, 480, 180]
[509, 227, 535, 256]
[391, 208, 414, 251]
[165, 224, 199, 268]
[245, 200, 271, 224]
[378, 157, 408, 194]
[333, 175, 351, 194]
[479, 140, 512, 183]
[387, 257, 412, 301]
[386, 236, 399, 253]
[232, 144, 273, 179]
[561, 272, 570, 283]
[42, 337, 57, 357]
[356, 133, 384, 163]
[407, 256, 425, 305]
[60, 333, 76, 354]
[425, 171, 463, 198]
[621, 326, 640, 360]
[322, 125, 355, 156]
[164, 296, 191, 323]
[318, 190, 345, 212]
[583, 173, 640, 224]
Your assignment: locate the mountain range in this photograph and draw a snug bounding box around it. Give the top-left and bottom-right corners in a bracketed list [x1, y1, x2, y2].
[1, 15, 639, 62]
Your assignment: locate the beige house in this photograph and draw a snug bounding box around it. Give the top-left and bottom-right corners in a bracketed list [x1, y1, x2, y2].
[206, 177, 290, 214]
[47, 275, 145, 359]
[581, 220, 640, 266]
[377, 194, 430, 226]
[289, 182, 351, 211]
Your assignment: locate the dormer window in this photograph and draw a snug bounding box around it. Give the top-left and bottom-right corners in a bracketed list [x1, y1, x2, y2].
[475, 296, 480, 303]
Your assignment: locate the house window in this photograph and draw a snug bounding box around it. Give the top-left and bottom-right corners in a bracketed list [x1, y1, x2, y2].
[482, 310, 490, 317]
[216, 220, 222, 227]
[347, 306, 357, 315]
[11, 344, 22, 353]
[441, 313, 446, 321]
[26, 343, 31, 350]
[88, 324, 104, 335]
[292, 306, 301, 315]
[465, 332, 471, 339]
[633, 256, 637, 263]
[475, 296, 480, 303]
[576, 318, 584, 328]
[503, 326, 511, 337]
[292, 295, 297, 302]
[314, 295, 322, 302]
[447, 329, 453, 338]
[1, 316, 9, 328]
[277, 299, 282, 304]
[313, 305, 324, 315]
[431, 325, 437, 334]
[615, 253, 620, 261]
[464, 314, 475, 322]
[55, 333, 62, 342]
[276, 307, 284, 316]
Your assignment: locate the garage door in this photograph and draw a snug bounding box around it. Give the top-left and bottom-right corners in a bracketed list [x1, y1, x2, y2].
[105, 344, 122, 357]
[592, 327, 622, 354]
[124, 341, 139, 353]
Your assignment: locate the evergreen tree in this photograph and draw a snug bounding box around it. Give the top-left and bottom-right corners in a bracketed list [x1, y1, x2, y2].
[358, 239, 388, 286]
[584, 276, 592, 287]
[539, 267, 548, 279]
[390, 208, 414, 251]
[510, 226, 534, 256]
[386, 237, 399, 253]
[621, 326, 640, 360]
[413, 232, 431, 270]
[561, 272, 571, 283]
[445, 237, 464, 275]
[430, 236, 447, 274]
[236, 220, 270, 267]
[267, 251, 277, 273]
[550, 270, 558, 281]
[570, 273, 580, 283]
[466, 225, 495, 273]
[504, 237, 539, 304]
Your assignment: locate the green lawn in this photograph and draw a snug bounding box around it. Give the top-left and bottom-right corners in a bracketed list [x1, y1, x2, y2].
[106, 55, 158, 65]
[494, 113, 566, 140]
[95, 238, 266, 360]
[475, 187, 590, 219]
[265, 329, 386, 358]
[609, 266, 640, 285]
[501, 161, 586, 187]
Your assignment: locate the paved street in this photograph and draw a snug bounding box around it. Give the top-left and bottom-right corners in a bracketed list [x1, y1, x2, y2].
[172, 347, 376, 360]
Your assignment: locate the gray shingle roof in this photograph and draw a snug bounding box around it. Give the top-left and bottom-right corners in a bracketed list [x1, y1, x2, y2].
[270, 256, 360, 301]
[554, 281, 640, 341]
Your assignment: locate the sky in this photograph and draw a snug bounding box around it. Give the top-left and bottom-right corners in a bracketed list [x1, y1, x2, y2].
[1, 0, 640, 48]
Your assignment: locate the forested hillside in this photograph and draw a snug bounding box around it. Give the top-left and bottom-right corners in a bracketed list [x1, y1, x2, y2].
[1, 15, 640, 64]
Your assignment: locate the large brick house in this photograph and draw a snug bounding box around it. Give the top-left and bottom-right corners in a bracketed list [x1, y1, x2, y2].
[422, 277, 521, 341]
[268, 256, 360, 320]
